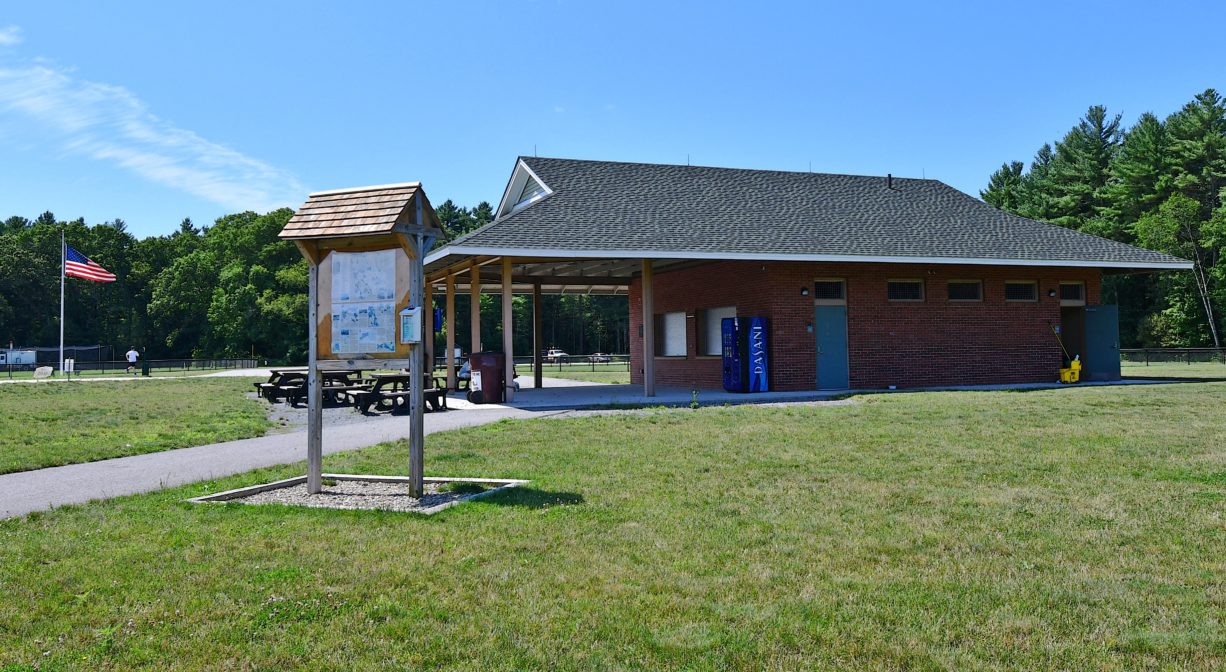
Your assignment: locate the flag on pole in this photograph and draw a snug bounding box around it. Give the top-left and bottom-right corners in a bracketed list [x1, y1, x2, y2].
[64, 246, 116, 282]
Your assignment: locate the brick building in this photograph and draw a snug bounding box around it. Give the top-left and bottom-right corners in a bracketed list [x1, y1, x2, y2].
[424, 157, 1188, 397]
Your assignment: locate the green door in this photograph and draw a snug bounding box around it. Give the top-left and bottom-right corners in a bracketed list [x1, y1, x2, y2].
[1083, 304, 1121, 381]
[815, 305, 849, 389]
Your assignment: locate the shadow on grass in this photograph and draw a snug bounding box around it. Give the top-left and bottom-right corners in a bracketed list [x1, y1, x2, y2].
[481, 487, 584, 509]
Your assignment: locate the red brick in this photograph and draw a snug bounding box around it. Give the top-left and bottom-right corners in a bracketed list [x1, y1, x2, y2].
[628, 261, 1101, 390]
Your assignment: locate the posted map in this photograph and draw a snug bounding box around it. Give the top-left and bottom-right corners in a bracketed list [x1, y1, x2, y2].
[331, 250, 396, 354]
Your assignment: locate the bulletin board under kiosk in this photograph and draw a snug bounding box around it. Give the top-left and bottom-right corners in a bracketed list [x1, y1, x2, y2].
[316, 248, 421, 361]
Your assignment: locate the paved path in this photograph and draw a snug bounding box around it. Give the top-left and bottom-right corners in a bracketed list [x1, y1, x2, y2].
[0, 406, 562, 519]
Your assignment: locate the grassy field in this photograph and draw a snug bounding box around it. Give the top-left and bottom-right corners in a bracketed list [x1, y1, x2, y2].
[516, 362, 631, 385]
[1, 367, 244, 380]
[3, 382, 1226, 669]
[0, 378, 269, 474]
[1122, 360, 1226, 379]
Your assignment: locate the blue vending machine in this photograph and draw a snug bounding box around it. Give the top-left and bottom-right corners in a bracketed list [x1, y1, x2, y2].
[722, 316, 769, 393]
[747, 316, 769, 392]
[721, 317, 743, 392]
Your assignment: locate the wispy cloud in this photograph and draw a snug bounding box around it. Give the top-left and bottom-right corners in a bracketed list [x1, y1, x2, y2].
[0, 62, 304, 212]
[0, 26, 20, 46]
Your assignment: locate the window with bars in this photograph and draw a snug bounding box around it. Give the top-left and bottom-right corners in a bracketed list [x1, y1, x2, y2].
[1060, 282, 1085, 304]
[1004, 281, 1038, 302]
[887, 280, 924, 302]
[813, 280, 845, 304]
[947, 280, 982, 301]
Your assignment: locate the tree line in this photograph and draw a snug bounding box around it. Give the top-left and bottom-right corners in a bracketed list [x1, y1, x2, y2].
[0, 199, 627, 363]
[981, 88, 1226, 347]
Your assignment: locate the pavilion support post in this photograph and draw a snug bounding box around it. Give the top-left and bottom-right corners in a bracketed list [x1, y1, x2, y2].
[532, 281, 543, 390]
[424, 278, 434, 377]
[306, 259, 323, 493]
[408, 234, 425, 499]
[642, 259, 656, 397]
[502, 257, 515, 402]
[470, 264, 482, 355]
[445, 274, 456, 390]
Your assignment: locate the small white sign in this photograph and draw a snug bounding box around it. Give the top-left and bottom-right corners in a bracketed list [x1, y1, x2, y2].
[399, 307, 422, 344]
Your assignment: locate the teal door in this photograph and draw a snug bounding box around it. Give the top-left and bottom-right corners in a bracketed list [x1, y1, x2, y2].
[815, 305, 849, 389]
[1083, 304, 1121, 381]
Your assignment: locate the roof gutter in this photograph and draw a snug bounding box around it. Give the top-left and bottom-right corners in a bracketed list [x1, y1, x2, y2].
[424, 245, 1193, 272]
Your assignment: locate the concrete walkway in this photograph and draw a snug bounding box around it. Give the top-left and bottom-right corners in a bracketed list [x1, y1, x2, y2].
[0, 405, 559, 519]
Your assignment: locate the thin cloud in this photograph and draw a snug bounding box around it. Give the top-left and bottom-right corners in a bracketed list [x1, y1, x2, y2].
[0, 63, 304, 212]
[0, 26, 20, 46]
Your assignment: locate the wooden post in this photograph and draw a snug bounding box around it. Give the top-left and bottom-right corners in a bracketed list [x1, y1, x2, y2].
[306, 259, 323, 493]
[642, 258, 655, 397]
[408, 234, 425, 499]
[446, 274, 456, 389]
[470, 263, 482, 354]
[502, 257, 515, 402]
[533, 280, 543, 390]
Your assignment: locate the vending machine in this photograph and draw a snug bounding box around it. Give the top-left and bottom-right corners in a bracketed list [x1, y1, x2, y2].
[721, 317, 769, 393]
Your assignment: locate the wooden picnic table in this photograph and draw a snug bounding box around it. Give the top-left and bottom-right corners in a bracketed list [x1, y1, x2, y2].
[255, 368, 369, 406]
[352, 372, 448, 414]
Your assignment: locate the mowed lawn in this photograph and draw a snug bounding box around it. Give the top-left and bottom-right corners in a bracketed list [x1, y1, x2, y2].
[3, 383, 1226, 669]
[0, 378, 269, 474]
[516, 363, 632, 385]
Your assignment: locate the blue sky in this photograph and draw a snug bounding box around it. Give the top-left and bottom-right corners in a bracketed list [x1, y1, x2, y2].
[2, 1, 1225, 238]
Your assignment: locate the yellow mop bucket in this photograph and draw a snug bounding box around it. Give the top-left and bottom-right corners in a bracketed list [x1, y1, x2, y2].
[1059, 357, 1081, 384]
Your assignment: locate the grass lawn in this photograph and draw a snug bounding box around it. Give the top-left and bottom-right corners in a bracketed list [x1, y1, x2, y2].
[516, 362, 632, 385]
[0, 378, 269, 474]
[1, 367, 245, 380]
[3, 382, 1226, 669]
[1122, 360, 1226, 379]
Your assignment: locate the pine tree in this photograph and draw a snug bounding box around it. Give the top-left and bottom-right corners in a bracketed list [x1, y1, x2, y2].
[1045, 105, 1122, 231]
[981, 161, 1025, 212]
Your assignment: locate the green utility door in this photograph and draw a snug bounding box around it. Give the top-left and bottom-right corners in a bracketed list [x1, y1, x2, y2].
[1083, 304, 1121, 381]
[815, 304, 849, 389]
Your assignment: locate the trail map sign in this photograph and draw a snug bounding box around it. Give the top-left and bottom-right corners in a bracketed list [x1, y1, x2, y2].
[278, 182, 442, 497]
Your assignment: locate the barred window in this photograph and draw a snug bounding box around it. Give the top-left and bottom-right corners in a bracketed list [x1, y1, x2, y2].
[813, 280, 845, 301]
[1005, 281, 1038, 302]
[887, 280, 924, 302]
[947, 280, 982, 302]
[1060, 282, 1085, 303]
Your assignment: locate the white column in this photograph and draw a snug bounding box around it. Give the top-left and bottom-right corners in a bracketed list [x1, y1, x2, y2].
[502, 257, 515, 402]
[445, 274, 456, 389]
[642, 259, 655, 397]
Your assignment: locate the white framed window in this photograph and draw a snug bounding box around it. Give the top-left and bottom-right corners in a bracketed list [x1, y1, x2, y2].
[1060, 282, 1085, 306]
[1005, 281, 1038, 302]
[947, 280, 982, 302]
[887, 279, 925, 302]
[696, 306, 736, 356]
[654, 311, 687, 357]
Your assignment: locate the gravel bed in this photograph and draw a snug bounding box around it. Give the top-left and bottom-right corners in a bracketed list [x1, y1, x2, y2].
[234, 480, 481, 512]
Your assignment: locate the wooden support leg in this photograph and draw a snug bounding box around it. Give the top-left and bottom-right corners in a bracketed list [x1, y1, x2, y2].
[533, 281, 543, 390]
[306, 260, 323, 493]
[502, 257, 515, 402]
[446, 274, 456, 390]
[642, 259, 655, 397]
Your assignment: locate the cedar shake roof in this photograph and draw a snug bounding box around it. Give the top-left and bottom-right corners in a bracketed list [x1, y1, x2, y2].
[280, 182, 439, 240]
[425, 157, 1189, 271]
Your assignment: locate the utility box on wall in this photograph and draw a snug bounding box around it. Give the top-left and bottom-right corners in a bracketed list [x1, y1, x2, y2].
[721, 316, 769, 393]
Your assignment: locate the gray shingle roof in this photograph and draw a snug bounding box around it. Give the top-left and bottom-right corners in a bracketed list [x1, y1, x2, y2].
[435, 157, 1188, 269]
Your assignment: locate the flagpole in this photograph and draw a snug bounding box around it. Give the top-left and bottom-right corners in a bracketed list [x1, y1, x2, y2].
[59, 228, 65, 374]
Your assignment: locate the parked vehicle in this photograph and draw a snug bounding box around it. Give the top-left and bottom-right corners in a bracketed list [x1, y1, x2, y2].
[545, 348, 568, 362]
[588, 353, 611, 363]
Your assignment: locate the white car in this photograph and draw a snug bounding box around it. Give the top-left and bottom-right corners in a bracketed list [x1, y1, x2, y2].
[545, 349, 568, 362]
[588, 353, 611, 363]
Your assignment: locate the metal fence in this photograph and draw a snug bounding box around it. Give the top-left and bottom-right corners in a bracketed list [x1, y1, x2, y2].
[1120, 348, 1226, 366]
[4, 358, 261, 378]
[431, 353, 631, 372]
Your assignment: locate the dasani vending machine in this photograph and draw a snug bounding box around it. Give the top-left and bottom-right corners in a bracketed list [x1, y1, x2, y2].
[721, 317, 769, 392]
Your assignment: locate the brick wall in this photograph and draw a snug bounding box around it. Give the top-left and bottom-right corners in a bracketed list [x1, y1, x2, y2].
[628, 260, 1101, 391]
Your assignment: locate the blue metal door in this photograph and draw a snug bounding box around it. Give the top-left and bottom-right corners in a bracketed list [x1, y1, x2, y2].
[1083, 304, 1121, 381]
[815, 305, 849, 389]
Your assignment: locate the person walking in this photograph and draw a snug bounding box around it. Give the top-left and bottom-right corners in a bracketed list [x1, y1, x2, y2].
[125, 346, 140, 375]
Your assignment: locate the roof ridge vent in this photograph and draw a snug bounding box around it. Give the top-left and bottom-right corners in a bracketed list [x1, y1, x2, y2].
[887, 174, 893, 190]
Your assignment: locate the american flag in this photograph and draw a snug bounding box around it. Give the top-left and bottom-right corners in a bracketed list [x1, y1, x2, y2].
[65, 245, 117, 282]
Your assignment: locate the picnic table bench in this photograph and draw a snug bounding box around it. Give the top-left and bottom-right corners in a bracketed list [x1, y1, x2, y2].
[256, 369, 370, 407]
[351, 373, 448, 415]
[253, 368, 307, 401]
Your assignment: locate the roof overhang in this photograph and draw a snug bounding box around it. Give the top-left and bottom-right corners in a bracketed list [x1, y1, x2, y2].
[425, 245, 1194, 275]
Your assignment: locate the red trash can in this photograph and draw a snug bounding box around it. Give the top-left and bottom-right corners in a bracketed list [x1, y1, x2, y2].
[467, 351, 506, 404]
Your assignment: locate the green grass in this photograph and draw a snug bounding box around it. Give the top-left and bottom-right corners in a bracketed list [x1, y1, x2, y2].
[3, 382, 1226, 669]
[0, 378, 270, 474]
[515, 362, 631, 384]
[0, 367, 243, 380]
[1122, 360, 1226, 379]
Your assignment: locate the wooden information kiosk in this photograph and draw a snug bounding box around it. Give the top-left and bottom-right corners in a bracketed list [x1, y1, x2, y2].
[279, 183, 442, 496]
